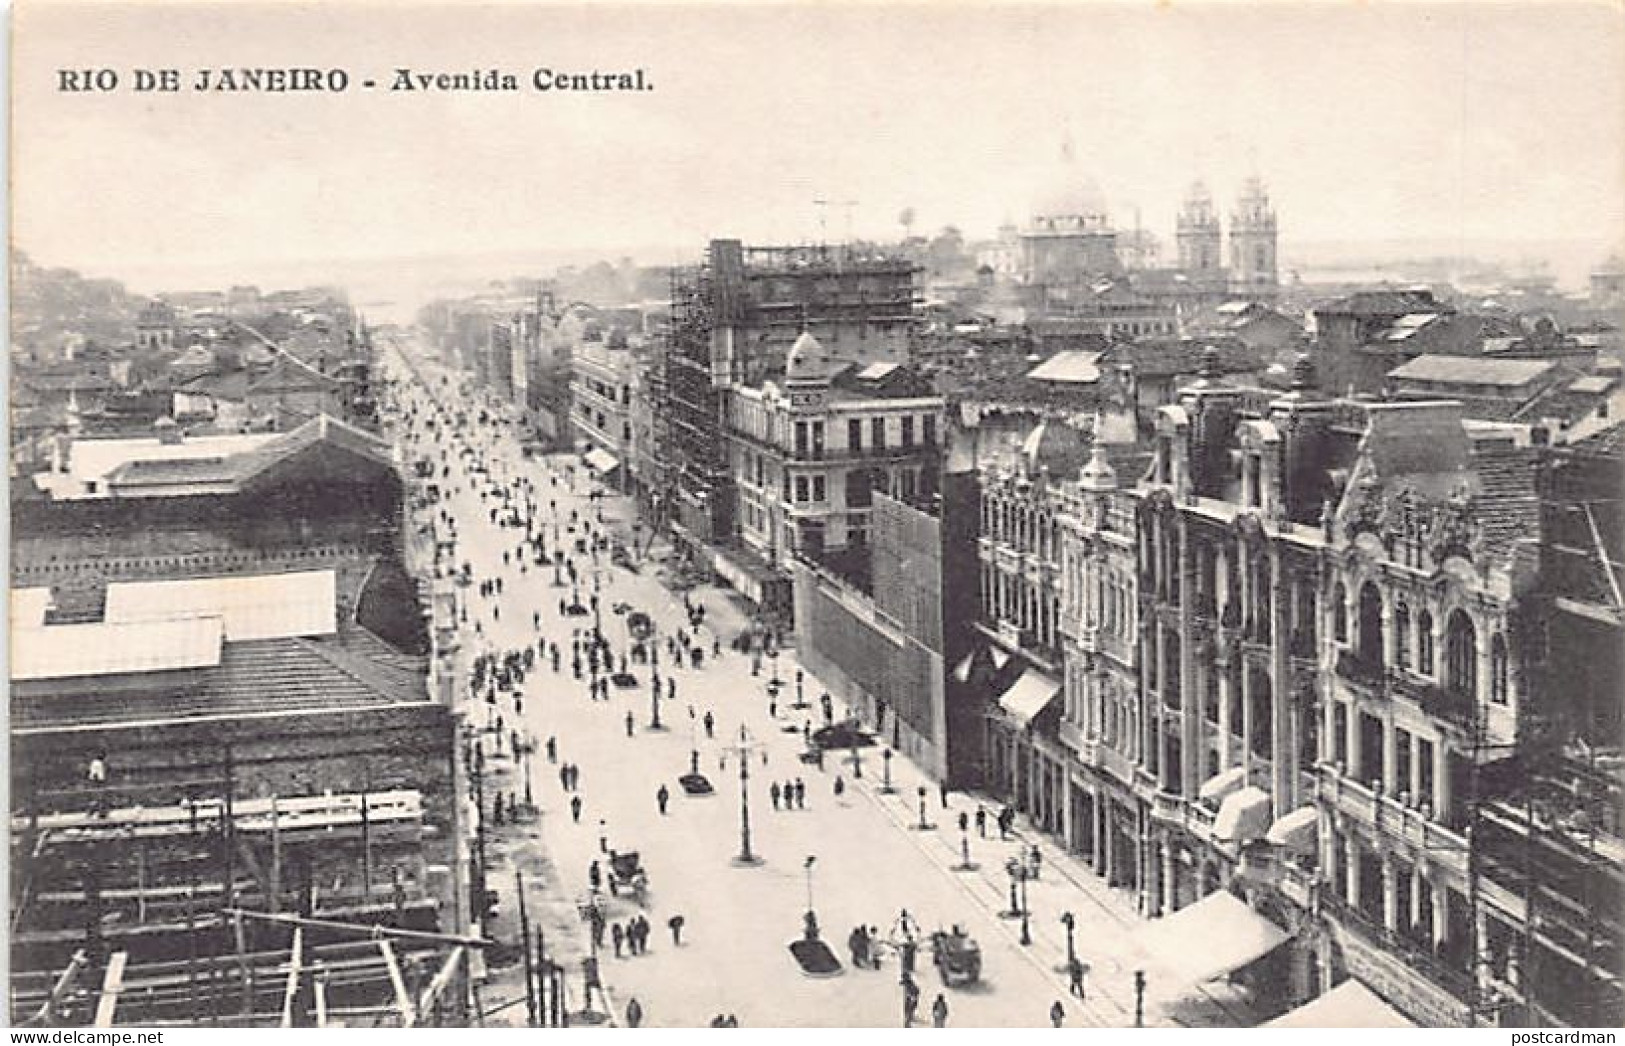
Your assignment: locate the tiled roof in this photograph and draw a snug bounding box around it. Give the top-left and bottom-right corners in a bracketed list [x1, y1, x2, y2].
[1471, 445, 1542, 556]
[1567, 420, 1625, 457]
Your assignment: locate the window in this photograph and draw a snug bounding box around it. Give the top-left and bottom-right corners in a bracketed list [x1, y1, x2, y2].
[1395, 602, 1411, 670]
[795, 422, 808, 457]
[1490, 634, 1509, 705]
[795, 476, 809, 503]
[849, 418, 862, 452]
[1357, 583, 1384, 665]
[1445, 610, 1477, 698]
[783, 472, 792, 502]
[812, 422, 825, 460]
[847, 469, 874, 508]
[812, 476, 826, 503]
[902, 416, 915, 447]
[922, 414, 937, 446]
[1332, 584, 1348, 643]
[872, 416, 886, 450]
[1418, 610, 1435, 676]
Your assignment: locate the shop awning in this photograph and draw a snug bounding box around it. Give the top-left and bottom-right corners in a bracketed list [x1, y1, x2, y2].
[996, 669, 1062, 728]
[1266, 978, 1415, 1028]
[1212, 786, 1273, 845]
[1131, 890, 1289, 987]
[1265, 805, 1320, 858]
[584, 448, 619, 474]
[1198, 766, 1248, 804]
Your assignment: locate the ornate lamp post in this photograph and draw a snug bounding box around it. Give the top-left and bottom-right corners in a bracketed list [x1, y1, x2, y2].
[880, 749, 895, 794]
[916, 785, 932, 831]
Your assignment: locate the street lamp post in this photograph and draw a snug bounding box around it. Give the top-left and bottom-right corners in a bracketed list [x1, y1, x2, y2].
[916, 786, 932, 831]
[1133, 970, 1146, 1027]
[956, 814, 976, 871]
[731, 727, 762, 866]
[1055, 911, 1077, 973]
[851, 740, 863, 780]
[1020, 871, 1032, 946]
[650, 680, 664, 731]
[881, 749, 895, 794]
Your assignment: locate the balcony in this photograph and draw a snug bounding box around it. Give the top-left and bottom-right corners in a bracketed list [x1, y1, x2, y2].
[1315, 766, 1468, 879]
[1323, 894, 1476, 1025]
[1335, 649, 1387, 694]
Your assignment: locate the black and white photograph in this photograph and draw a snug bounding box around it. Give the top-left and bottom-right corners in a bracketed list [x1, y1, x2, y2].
[7, 0, 1624, 1031]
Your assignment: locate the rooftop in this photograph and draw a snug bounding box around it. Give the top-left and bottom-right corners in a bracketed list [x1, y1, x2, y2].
[1025, 350, 1103, 384]
[1388, 354, 1555, 388]
[12, 616, 225, 683]
[103, 569, 337, 642]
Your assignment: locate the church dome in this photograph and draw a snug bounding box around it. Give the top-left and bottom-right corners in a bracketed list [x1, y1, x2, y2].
[1030, 141, 1109, 224]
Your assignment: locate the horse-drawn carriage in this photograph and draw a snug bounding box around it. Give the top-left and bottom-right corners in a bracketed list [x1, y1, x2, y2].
[930, 927, 982, 986]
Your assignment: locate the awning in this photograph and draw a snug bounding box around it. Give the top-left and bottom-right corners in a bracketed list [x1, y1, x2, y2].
[584, 448, 619, 474]
[1198, 766, 1248, 804]
[996, 669, 1062, 728]
[1131, 890, 1289, 987]
[1265, 805, 1320, 858]
[1212, 786, 1272, 845]
[1266, 979, 1415, 1028]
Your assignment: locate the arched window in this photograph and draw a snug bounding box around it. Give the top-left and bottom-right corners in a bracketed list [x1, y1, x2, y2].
[1418, 610, 1435, 676]
[1395, 602, 1411, 670]
[1332, 583, 1348, 643]
[1491, 634, 1509, 705]
[1357, 583, 1384, 666]
[1445, 610, 1478, 698]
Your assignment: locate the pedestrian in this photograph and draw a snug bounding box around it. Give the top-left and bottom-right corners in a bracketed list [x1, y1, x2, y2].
[571, 794, 583, 823]
[902, 973, 920, 1027]
[1030, 844, 1043, 880]
[559, 765, 571, 791]
[794, 778, 806, 809]
[724, 1015, 739, 1027]
[589, 860, 602, 892]
[834, 776, 845, 799]
[1050, 1000, 1066, 1028]
[611, 921, 624, 958]
[958, 811, 970, 834]
[768, 696, 777, 718]
[546, 736, 558, 763]
[657, 784, 670, 815]
[668, 913, 685, 946]
[625, 997, 643, 1028]
[770, 782, 782, 810]
[940, 781, 950, 809]
[666, 677, 675, 701]
[931, 993, 949, 1028]
[1068, 957, 1088, 999]
[703, 711, 715, 739]
[625, 710, 635, 737]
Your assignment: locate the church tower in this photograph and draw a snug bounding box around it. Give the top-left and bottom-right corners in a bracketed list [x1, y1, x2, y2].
[1228, 176, 1278, 295]
[1175, 180, 1223, 277]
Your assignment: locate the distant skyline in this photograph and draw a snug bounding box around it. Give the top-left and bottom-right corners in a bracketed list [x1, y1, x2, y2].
[14, 1, 1625, 301]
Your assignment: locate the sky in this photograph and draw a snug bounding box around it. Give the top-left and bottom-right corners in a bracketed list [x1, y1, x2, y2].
[12, 0, 1625, 297]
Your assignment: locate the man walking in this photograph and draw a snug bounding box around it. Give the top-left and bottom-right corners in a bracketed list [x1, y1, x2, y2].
[1068, 957, 1089, 999]
[931, 993, 949, 1028]
[770, 782, 782, 810]
[625, 997, 644, 1028]
[668, 914, 685, 946]
[975, 805, 987, 839]
[611, 921, 624, 958]
[1050, 1000, 1066, 1028]
[656, 784, 670, 815]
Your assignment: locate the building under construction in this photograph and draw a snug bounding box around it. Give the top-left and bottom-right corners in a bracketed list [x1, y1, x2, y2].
[663, 239, 919, 551]
[8, 413, 467, 1027]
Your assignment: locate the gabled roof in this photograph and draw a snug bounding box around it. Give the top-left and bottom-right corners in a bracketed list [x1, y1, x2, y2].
[248, 351, 340, 392]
